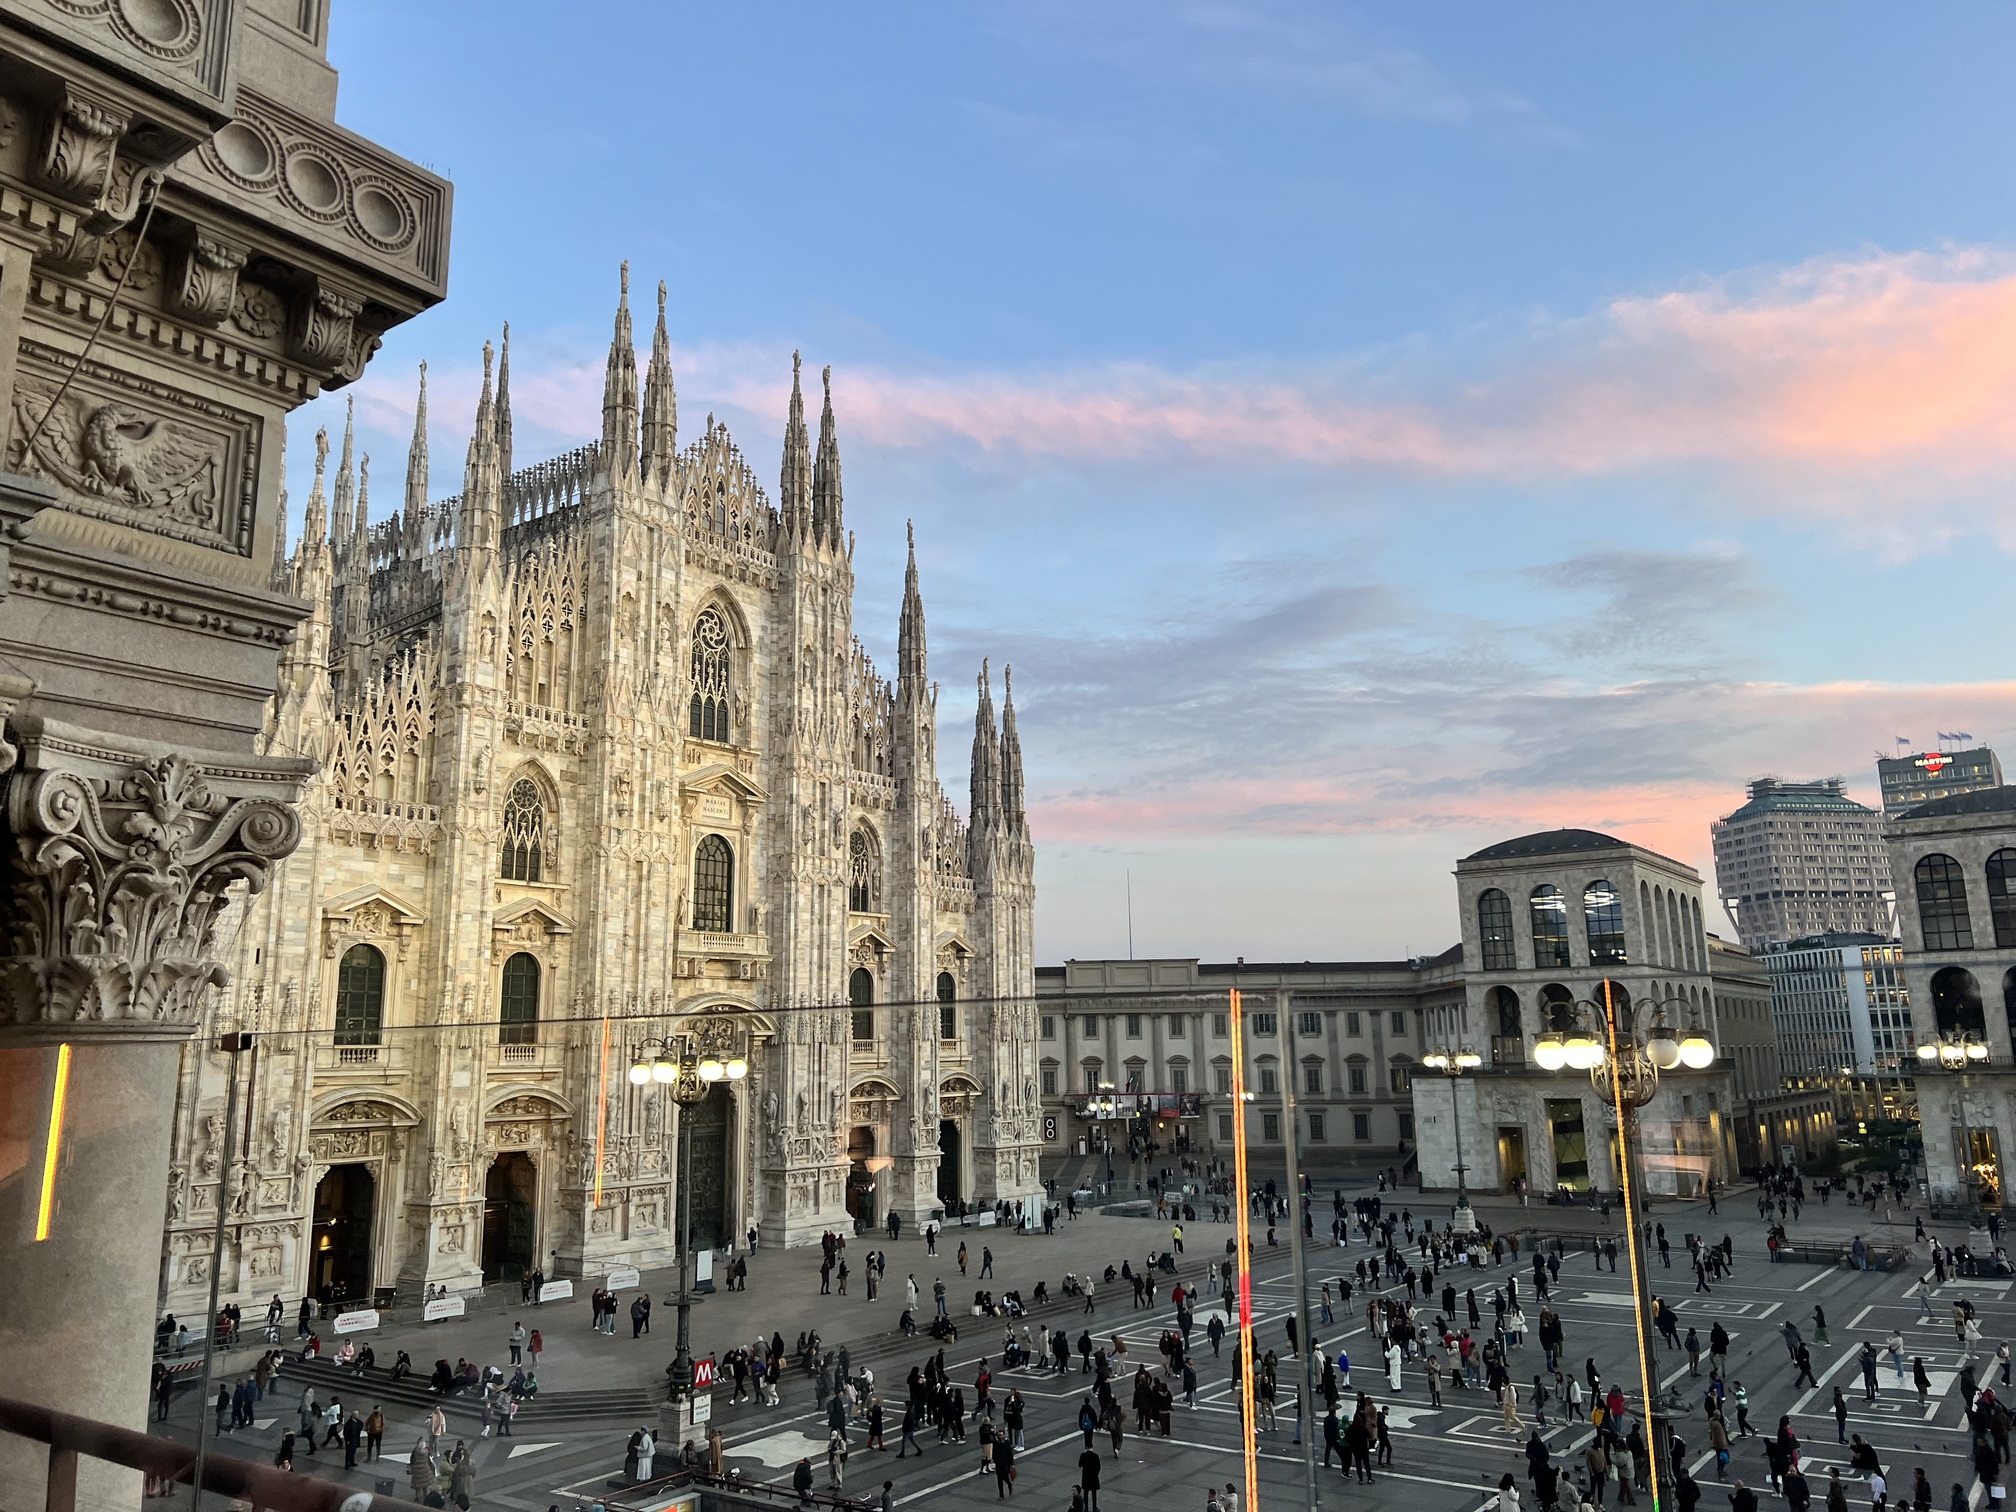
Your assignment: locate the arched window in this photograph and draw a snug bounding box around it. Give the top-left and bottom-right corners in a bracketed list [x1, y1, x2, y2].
[688, 605, 732, 743]
[1915, 853, 1975, 951]
[1489, 985, 1522, 1040]
[1989, 851, 2016, 949]
[500, 779, 545, 882]
[849, 828, 879, 913]
[1584, 880, 1626, 965]
[2004, 967, 2016, 1050]
[1931, 965, 1986, 1038]
[499, 952, 540, 1045]
[937, 971, 957, 1042]
[1529, 886, 1570, 969]
[1478, 889, 1515, 971]
[692, 834, 733, 933]
[334, 944, 385, 1046]
[850, 966, 875, 1042]
[1540, 983, 1575, 1035]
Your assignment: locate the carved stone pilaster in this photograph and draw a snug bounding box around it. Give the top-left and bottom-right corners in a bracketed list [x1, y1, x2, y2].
[166, 232, 247, 327]
[0, 715, 308, 1042]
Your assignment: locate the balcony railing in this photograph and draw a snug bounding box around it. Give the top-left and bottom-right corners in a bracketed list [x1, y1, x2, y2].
[0, 1392, 425, 1512]
[1490, 1035, 1526, 1067]
[500, 1043, 539, 1063]
[334, 1045, 381, 1065]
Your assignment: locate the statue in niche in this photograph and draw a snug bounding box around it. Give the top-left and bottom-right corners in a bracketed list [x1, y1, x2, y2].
[450, 1103, 469, 1159]
[643, 1092, 661, 1141]
[197, 1113, 224, 1177]
[265, 1106, 292, 1169]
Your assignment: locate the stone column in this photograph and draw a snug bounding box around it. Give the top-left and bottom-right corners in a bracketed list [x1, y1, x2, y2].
[0, 712, 305, 1510]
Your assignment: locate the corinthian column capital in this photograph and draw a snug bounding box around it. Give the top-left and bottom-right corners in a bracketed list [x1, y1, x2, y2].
[1, 714, 310, 1043]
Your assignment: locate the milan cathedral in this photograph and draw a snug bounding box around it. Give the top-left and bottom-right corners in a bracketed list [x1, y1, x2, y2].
[158, 267, 1040, 1314]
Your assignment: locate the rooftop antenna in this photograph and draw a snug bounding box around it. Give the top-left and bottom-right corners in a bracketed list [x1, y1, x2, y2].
[1126, 870, 1134, 961]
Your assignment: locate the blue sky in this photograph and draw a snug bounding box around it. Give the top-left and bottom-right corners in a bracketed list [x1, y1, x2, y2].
[295, 3, 2016, 963]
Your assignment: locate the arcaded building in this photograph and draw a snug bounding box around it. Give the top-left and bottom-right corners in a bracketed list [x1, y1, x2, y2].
[1413, 829, 1737, 1199]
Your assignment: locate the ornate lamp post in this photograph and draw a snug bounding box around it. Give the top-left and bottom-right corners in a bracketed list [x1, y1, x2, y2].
[630, 1034, 747, 1401]
[1420, 1047, 1483, 1231]
[1916, 1032, 1991, 1217]
[1535, 989, 1713, 1512]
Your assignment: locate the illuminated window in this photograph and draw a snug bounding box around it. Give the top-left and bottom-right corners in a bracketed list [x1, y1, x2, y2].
[500, 779, 545, 882]
[1530, 885, 1570, 968]
[1478, 888, 1516, 970]
[499, 952, 539, 1046]
[688, 605, 732, 742]
[1389, 1061, 1411, 1094]
[1916, 854, 1975, 952]
[1584, 880, 1627, 965]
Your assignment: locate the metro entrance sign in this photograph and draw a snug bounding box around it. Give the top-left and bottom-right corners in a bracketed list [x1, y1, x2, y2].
[692, 1356, 716, 1390]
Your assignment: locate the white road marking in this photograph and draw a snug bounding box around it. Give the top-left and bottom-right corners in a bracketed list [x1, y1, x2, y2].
[1797, 1269, 1837, 1292]
[506, 1442, 563, 1459]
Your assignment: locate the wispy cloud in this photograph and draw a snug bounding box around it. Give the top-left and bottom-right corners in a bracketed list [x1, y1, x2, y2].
[338, 246, 2016, 556]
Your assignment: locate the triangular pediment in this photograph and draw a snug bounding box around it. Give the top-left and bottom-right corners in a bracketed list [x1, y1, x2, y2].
[322, 883, 427, 926]
[492, 896, 576, 936]
[680, 763, 768, 803]
[934, 930, 976, 960]
[848, 924, 894, 955]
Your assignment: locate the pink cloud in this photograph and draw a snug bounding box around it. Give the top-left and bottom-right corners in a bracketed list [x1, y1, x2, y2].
[334, 246, 2016, 545]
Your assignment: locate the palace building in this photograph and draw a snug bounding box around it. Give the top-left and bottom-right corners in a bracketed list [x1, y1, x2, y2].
[158, 269, 1039, 1314]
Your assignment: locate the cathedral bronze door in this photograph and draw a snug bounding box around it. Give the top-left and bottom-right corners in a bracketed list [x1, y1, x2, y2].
[937, 1120, 962, 1206]
[683, 1085, 731, 1248]
[847, 1127, 877, 1227]
[310, 1165, 375, 1304]
[482, 1153, 537, 1281]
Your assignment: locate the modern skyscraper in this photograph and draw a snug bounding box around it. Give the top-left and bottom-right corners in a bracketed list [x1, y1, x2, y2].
[1878, 745, 2004, 819]
[1711, 779, 1894, 952]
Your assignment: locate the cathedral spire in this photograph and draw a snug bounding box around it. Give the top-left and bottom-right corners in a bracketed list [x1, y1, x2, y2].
[898, 520, 927, 690]
[458, 339, 502, 560]
[303, 426, 330, 548]
[779, 350, 811, 537]
[812, 363, 843, 547]
[496, 323, 514, 484]
[331, 396, 356, 552]
[640, 280, 678, 489]
[403, 361, 429, 558]
[971, 658, 1002, 831]
[1000, 664, 1025, 833]
[270, 426, 289, 590]
[600, 263, 639, 483]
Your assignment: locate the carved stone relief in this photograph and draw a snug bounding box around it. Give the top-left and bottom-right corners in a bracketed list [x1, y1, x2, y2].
[6, 344, 255, 555]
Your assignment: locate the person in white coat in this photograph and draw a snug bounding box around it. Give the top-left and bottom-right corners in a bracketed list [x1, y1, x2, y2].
[635, 1426, 656, 1480]
[1385, 1342, 1403, 1392]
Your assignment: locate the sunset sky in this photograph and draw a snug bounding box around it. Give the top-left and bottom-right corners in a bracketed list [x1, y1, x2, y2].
[294, 3, 2016, 963]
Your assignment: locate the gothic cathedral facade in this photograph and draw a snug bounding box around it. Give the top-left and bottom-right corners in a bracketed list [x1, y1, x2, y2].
[159, 268, 1040, 1312]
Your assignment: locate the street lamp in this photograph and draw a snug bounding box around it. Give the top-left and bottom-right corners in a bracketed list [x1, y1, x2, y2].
[1421, 1046, 1483, 1231]
[1536, 989, 1712, 1512]
[1917, 1031, 1991, 1217]
[632, 1033, 748, 1401]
